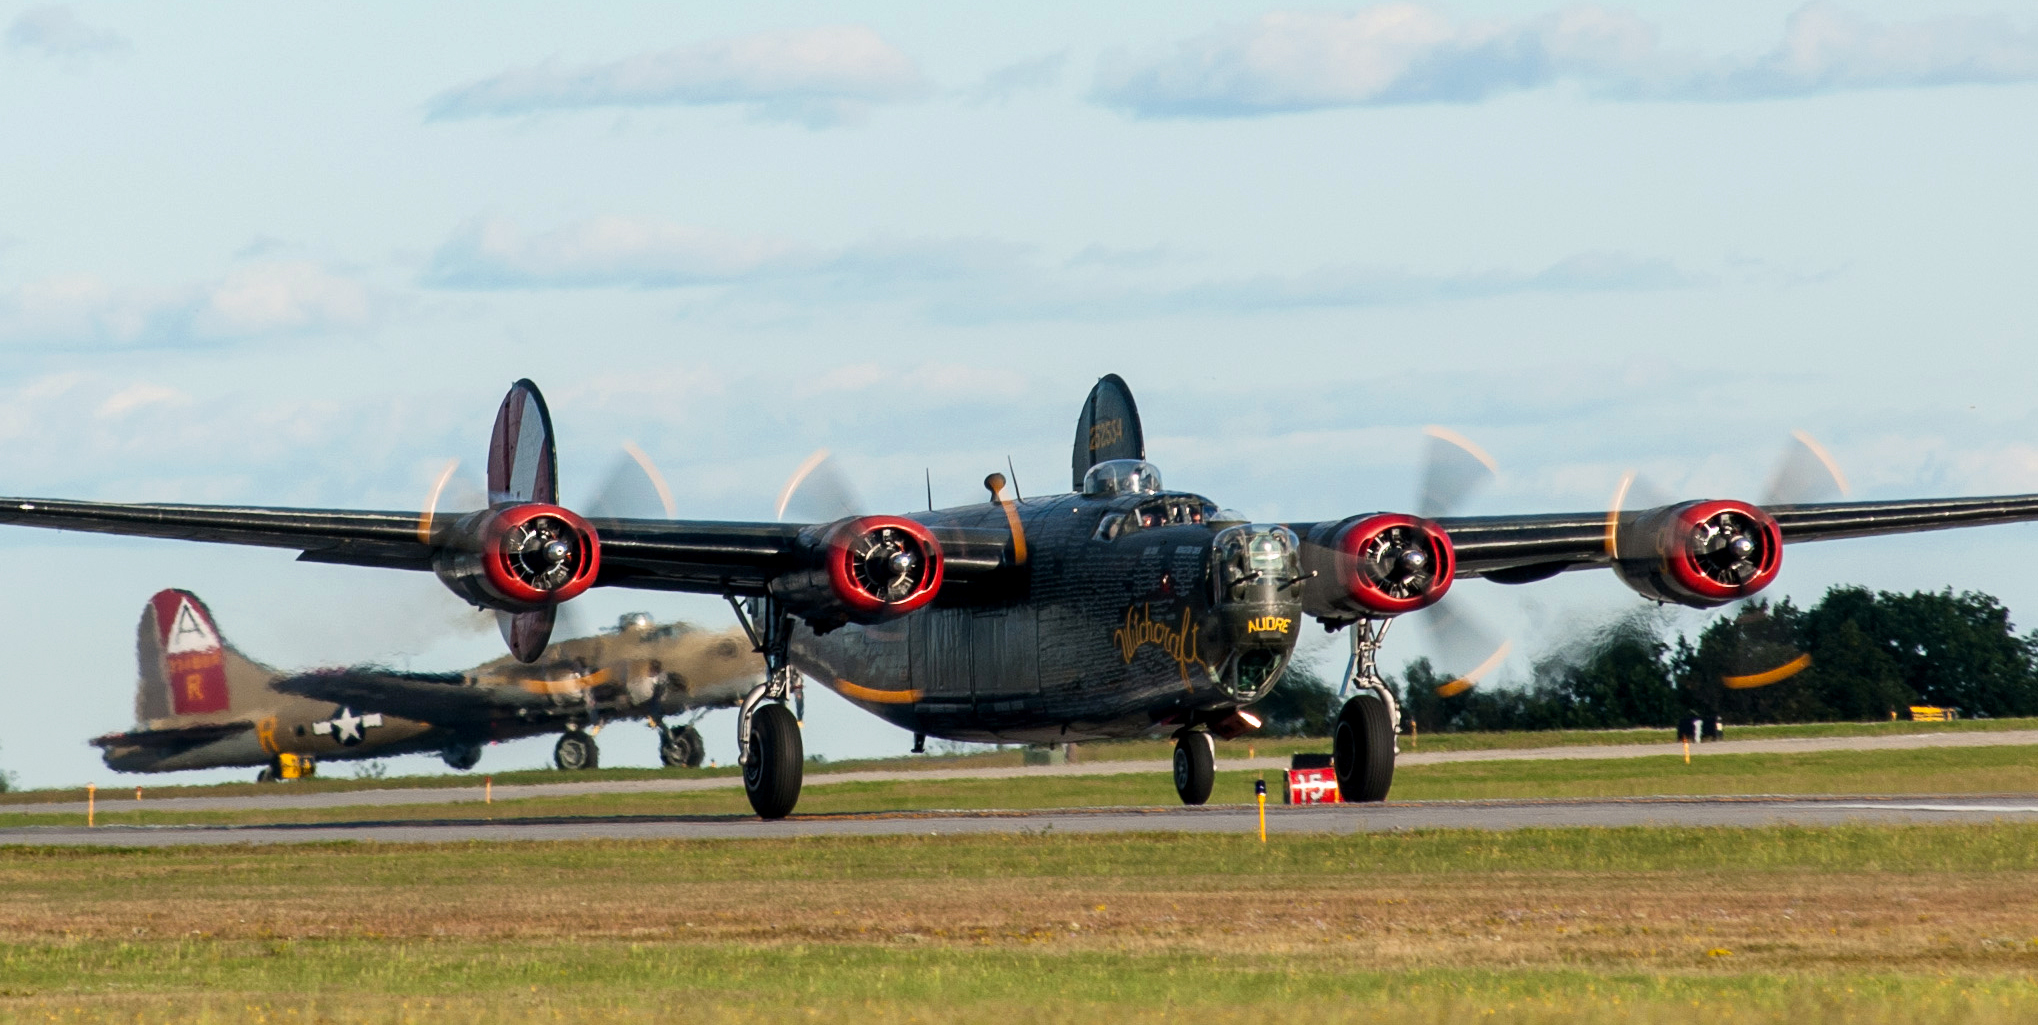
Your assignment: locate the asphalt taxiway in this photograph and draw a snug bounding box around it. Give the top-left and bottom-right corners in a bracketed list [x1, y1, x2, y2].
[6, 795, 2038, 846]
[12, 727, 2037, 817]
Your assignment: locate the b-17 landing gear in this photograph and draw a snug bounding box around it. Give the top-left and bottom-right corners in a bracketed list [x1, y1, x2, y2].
[1172, 730, 1215, 805]
[553, 728, 599, 771]
[658, 723, 705, 768]
[1332, 618, 1399, 803]
[730, 596, 804, 819]
[442, 742, 483, 771]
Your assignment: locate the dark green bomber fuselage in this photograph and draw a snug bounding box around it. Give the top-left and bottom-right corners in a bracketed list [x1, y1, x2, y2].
[792, 488, 1303, 745]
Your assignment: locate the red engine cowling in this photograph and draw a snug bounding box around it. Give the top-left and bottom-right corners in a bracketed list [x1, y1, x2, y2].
[1612, 499, 1781, 608]
[432, 503, 602, 613]
[776, 515, 945, 628]
[1299, 513, 1455, 619]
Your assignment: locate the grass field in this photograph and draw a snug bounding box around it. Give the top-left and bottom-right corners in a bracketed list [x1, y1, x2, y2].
[8, 744, 2038, 829]
[5, 716, 2031, 807]
[7, 827, 2038, 1022]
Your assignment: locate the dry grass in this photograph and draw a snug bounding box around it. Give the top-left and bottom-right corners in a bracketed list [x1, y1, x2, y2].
[8, 830, 2038, 1021]
[2, 845, 2036, 971]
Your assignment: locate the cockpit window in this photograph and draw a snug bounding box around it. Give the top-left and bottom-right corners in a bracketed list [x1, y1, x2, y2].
[1096, 496, 1217, 540]
[1135, 498, 1210, 529]
[1082, 459, 1164, 498]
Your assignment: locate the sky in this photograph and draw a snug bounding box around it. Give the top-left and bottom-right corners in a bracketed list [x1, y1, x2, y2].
[1, 0, 2035, 789]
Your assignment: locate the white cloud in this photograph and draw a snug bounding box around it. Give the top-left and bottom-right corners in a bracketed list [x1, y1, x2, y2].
[419, 214, 1692, 321]
[0, 262, 373, 349]
[194, 262, 373, 337]
[1678, 4, 2038, 100]
[426, 26, 927, 127]
[94, 382, 187, 419]
[1091, 3, 2038, 118]
[423, 216, 811, 289]
[965, 51, 1067, 104]
[5, 5, 126, 59]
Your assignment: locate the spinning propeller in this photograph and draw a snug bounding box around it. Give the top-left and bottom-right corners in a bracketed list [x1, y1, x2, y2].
[1607, 431, 1851, 690]
[1294, 426, 1511, 698]
[416, 430, 682, 661]
[1404, 427, 1511, 697]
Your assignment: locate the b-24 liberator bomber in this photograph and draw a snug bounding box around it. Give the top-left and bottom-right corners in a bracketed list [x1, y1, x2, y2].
[14, 373, 2038, 817]
[93, 589, 761, 780]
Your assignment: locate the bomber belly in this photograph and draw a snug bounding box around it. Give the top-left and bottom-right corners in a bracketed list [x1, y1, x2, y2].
[789, 498, 1298, 747]
[792, 557, 1240, 746]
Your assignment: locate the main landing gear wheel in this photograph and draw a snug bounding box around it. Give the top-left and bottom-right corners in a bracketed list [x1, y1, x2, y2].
[553, 730, 599, 771]
[1172, 730, 1215, 805]
[659, 724, 705, 769]
[743, 702, 803, 820]
[441, 742, 483, 771]
[1333, 694, 1395, 803]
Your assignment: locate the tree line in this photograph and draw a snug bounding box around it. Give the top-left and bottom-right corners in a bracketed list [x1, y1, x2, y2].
[1250, 586, 2038, 735]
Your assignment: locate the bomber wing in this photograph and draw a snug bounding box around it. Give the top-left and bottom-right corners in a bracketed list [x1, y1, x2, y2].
[0, 500, 810, 595]
[1431, 494, 2038, 582]
[0, 502, 1012, 598]
[269, 670, 549, 726]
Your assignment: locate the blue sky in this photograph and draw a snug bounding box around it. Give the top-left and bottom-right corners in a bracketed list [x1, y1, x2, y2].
[2, 1, 2035, 788]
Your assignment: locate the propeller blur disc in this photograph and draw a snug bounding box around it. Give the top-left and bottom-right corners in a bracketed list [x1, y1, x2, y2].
[1762, 431, 1851, 506]
[775, 449, 864, 523]
[585, 441, 678, 520]
[1421, 599, 1513, 697]
[1417, 426, 1499, 519]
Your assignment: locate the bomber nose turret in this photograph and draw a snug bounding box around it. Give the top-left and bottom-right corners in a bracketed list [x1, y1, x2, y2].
[1209, 524, 1305, 702]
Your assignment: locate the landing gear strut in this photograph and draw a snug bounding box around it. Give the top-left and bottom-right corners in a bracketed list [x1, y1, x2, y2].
[1333, 618, 1400, 803]
[730, 595, 804, 819]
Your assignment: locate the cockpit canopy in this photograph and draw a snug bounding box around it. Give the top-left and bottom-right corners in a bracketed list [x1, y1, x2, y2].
[1082, 459, 1163, 498]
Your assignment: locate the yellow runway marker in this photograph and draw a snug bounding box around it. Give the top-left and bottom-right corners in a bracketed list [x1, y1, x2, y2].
[1255, 777, 1267, 843]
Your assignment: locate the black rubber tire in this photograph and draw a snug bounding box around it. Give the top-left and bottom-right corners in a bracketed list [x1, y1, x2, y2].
[553, 731, 599, 771]
[1333, 694, 1396, 802]
[679, 724, 706, 768]
[658, 729, 689, 768]
[255, 766, 275, 784]
[744, 703, 804, 820]
[441, 743, 482, 771]
[1172, 731, 1215, 805]
[658, 725, 704, 769]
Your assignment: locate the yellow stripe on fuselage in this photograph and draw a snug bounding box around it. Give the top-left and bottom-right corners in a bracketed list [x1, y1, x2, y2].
[833, 679, 922, 705]
[519, 668, 611, 695]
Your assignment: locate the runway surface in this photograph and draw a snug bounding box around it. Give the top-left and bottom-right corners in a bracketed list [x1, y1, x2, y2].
[12, 727, 2037, 816]
[6, 794, 2038, 846]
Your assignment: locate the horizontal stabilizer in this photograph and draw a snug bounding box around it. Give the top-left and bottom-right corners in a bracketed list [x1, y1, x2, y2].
[91, 720, 251, 753]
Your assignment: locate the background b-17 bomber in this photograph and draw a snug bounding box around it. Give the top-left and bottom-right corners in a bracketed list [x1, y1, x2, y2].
[9, 373, 2038, 818]
[95, 588, 762, 781]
